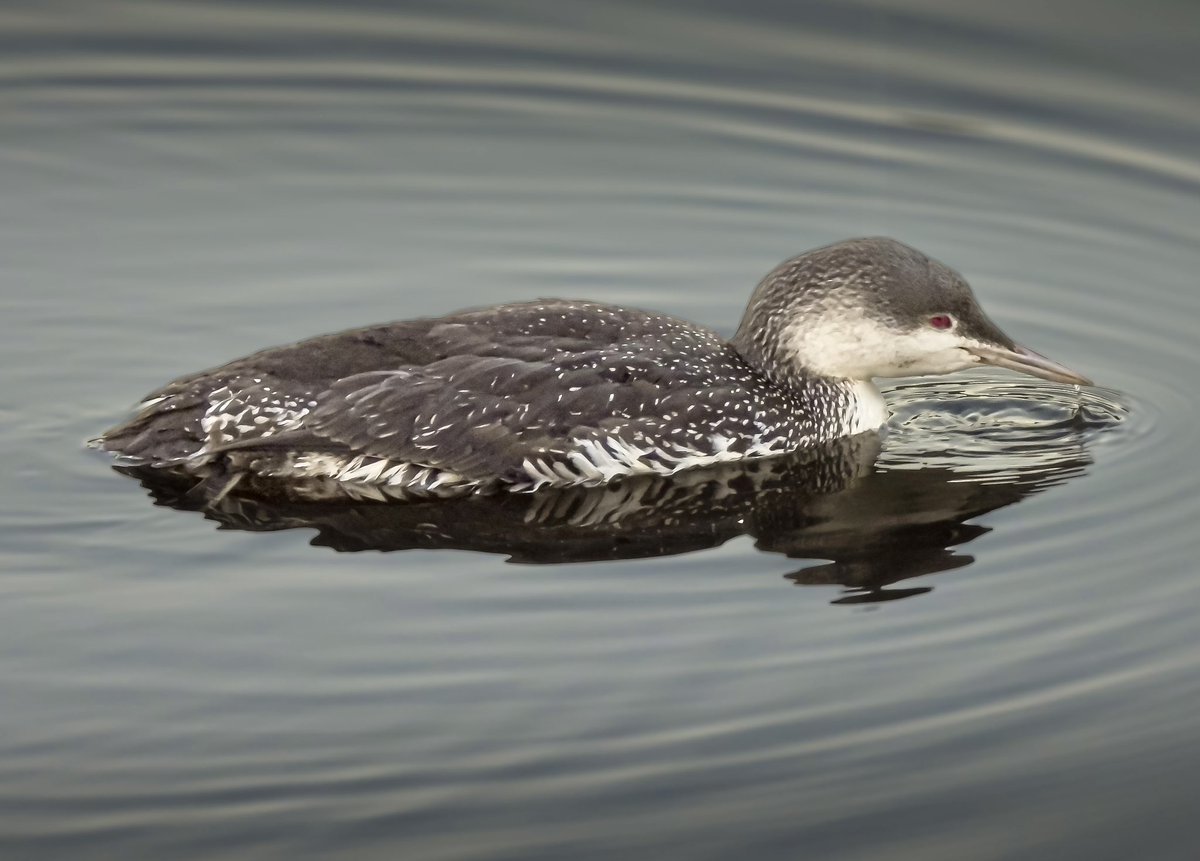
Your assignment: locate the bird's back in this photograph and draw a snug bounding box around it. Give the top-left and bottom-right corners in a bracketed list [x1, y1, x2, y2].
[95, 299, 829, 495]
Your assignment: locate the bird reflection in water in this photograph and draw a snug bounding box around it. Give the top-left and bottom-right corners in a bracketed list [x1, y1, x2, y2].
[116, 411, 1094, 604]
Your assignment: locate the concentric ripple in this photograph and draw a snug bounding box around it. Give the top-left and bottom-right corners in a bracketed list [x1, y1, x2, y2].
[3, 2, 1200, 861]
[881, 374, 1132, 478]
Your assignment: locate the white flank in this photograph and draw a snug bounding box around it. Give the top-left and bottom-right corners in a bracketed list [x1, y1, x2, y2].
[519, 431, 792, 490]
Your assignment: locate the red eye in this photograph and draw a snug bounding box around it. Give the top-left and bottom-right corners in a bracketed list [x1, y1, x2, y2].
[929, 314, 954, 330]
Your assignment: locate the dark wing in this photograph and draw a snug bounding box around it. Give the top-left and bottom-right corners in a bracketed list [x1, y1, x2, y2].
[97, 300, 754, 477]
[95, 317, 467, 463]
[280, 343, 739, 482]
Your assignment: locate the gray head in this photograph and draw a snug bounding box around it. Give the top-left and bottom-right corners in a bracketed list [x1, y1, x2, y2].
[731, 237, 1090, 386]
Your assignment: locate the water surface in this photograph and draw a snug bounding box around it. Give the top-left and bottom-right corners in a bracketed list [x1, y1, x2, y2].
[3, 1, 1199, 859]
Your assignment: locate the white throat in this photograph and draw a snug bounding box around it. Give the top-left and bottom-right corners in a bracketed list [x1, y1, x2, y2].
[841, 379, 890, 436]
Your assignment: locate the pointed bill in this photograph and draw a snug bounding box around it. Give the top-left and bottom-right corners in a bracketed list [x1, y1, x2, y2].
[968, 344, 1092, 386]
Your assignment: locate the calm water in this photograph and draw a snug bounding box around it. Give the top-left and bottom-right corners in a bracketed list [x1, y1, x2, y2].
[4, 1, 1199, 858]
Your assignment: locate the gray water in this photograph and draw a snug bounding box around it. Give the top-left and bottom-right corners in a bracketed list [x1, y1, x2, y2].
[3, 1, 1199, 858]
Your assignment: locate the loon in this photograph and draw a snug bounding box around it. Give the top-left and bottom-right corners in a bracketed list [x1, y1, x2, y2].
[93, 237, 1090, 499]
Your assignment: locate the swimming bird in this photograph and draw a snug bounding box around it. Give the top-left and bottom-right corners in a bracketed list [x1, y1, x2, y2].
[93, 237, 1090, 498]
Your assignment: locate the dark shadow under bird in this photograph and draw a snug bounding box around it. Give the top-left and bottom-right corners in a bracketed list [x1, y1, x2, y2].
[121, 428, 1094, 603]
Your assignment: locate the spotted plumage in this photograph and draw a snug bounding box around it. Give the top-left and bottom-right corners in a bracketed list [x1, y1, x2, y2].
[93, 238, 1089, 498]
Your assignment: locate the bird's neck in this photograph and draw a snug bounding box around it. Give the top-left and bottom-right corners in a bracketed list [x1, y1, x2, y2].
[730, 337, 889, 438]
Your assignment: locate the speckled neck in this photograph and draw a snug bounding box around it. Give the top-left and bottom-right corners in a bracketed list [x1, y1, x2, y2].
[729, 252, 831, 390]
